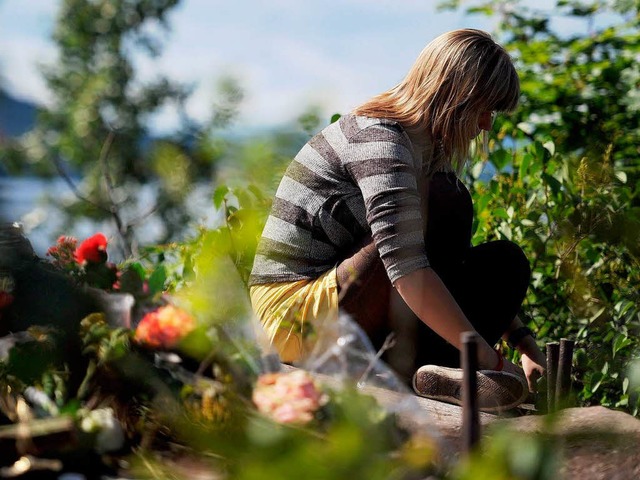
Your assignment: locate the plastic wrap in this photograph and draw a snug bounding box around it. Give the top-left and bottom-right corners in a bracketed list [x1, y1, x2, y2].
[300, 312, 443, 444]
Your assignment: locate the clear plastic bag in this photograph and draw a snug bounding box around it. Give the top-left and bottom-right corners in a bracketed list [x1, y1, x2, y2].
[300, 312, 443, 443]
[302, 312, 405, 391]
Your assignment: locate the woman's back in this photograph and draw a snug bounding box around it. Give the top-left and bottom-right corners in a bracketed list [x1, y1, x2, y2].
[249, 114, 428, 286]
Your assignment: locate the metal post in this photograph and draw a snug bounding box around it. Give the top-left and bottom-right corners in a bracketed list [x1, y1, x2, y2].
[546, 342, 559, 413]
[556, 338, 575, 409]
[461, 332, 480, 453]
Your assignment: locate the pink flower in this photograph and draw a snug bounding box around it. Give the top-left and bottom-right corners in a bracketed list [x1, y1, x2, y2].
[47, 236, 78, 268]
[252, 370, 326, 425]
[134, 305, 196, 349]
[75, 233, 108, 265]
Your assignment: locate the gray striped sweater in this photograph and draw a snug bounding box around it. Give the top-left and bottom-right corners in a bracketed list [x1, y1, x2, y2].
[249, 114, 430, 286]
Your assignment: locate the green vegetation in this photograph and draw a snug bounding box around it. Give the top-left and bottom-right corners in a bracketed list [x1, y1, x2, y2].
[439, 0, 640, 414]
[1, 0, 639, 477]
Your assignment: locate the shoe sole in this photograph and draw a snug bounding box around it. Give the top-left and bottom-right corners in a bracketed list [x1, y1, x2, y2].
[413, 365, 528, 413]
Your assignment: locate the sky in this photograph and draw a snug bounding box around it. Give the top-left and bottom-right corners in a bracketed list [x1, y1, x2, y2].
[0, 0, 498, 134]
[0, 0, 608, 135]
[0, 0, 618, 250]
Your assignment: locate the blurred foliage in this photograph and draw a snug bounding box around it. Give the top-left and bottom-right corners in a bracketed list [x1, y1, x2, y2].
[451, 425, 562, 480]
[440, 0, 640, 414]
[0, 0, 316, 260]
[0, 227, 441, 479]
[0, 0, 249, 258]
[440, 0, 640, 171]
[2, 0, 640, 476]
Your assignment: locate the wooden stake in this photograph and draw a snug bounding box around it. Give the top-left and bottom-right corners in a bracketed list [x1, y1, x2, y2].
[461, 331, 480, 453]
[546, 342, 559, 413]
[556, 338, 575, 409]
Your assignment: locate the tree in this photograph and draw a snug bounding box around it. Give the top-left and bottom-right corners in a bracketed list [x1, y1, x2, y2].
[11, 0, 232, 258]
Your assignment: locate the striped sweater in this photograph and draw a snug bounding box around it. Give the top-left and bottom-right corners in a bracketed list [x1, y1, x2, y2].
[249, 114, 430, 286]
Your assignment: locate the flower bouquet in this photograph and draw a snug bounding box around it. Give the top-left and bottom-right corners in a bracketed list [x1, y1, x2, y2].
[0, 224, 442, 479]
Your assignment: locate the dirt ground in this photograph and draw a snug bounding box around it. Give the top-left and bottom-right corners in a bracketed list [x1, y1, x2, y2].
[399, 391, 640, 479]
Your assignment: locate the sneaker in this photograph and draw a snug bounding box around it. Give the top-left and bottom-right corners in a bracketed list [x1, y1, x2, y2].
[412, 365, 529, 413]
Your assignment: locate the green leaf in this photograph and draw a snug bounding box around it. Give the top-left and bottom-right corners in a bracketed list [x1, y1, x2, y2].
[233, 187, 254, 209]
[213, 185, 230, 209]
[330, 113, 342, 123]
[493, 207, 509, 219]
[178, 326, 214, 362]
[467, 6, 494, 15]
[543, 141, 555, 156]
[475, 193, 491, 213]
[148, 265, 167, 295]
[518, 152, 532, 180]
[542, 173, 563, 196]
[247, 184, 266, 201]
[532, 141, 549, 162]
[490, 149, 511, 171]
[591, 372, 603, 393]
[615, 171, 627, 183]
[613, 334, 633, 356]
[127, 262, 146, 279]
[470, 160, 485, 179]
[616, 395, 629, 407]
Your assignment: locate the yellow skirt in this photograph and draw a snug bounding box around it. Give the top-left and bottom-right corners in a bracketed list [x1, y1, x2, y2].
[249, 268, 339, 363]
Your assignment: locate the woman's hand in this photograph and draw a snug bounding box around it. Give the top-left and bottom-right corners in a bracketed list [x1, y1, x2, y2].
[502, 357, 525, 378]
[502, 316, 546, 392]
[521, 352, 546, 392]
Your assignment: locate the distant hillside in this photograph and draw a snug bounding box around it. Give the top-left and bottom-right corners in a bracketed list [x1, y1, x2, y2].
[0, 90, 37, 139]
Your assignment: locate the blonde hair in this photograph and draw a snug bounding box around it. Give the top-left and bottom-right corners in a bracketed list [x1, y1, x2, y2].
[354, 29, 519, 174]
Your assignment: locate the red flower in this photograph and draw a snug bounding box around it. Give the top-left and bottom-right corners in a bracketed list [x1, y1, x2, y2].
[0, 275, 14, 310]
[134, 305, 196, 349]
[75, 233, 108, 265]
[0, 292, 13, 310]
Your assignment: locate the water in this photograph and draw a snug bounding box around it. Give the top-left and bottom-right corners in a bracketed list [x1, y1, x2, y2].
[0, 176, 219, 259]
[0, 176, 71, 255]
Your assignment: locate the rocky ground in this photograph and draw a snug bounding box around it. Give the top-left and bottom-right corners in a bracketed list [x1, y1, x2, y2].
[500, 406, 640, 480]
[302, 369, 640, 479]
[405, 391, 640, 480]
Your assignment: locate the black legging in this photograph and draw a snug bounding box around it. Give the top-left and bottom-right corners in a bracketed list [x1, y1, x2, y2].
[337, 172, 531, 381]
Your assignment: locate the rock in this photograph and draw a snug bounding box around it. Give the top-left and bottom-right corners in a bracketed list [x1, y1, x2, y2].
[364, 386, 640, 479]
[0, 224, 100, 337]
[492, 406, 640, 480]
[497, 405, 640, 436]
[0, 224, 101, 392]
[3, 259, 99, 336]
[0, 223, 35, 270]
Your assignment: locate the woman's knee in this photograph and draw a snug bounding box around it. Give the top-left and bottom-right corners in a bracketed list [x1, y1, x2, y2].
[473, 240, 530, 277]
[496, 240, 531, 280]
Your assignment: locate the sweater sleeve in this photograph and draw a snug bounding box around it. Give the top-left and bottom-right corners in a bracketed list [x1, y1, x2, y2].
[343, 123, 430, 283]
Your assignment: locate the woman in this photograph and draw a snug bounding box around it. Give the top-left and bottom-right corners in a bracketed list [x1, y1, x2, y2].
[249, 29, 546, 410]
